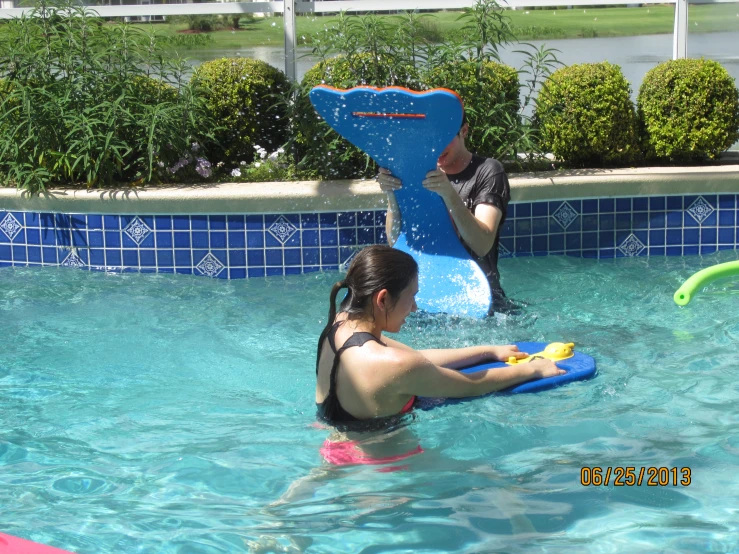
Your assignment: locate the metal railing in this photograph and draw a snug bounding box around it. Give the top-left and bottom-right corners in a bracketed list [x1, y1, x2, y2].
[1, 0, 735, 80]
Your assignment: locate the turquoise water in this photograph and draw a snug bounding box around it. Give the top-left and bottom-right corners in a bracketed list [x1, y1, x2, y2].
[1, 251, 738, 553]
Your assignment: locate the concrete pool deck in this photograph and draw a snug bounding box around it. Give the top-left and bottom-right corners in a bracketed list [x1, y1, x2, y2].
[1, 165, 738, 215]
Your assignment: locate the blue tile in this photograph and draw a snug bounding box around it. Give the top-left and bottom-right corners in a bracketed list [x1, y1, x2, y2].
[700, 245, 717, 255]
[303, 248, 319, 265]
[507, 204, 516, 218]
[153, 232, 171, 249]
[580, 215, 598, 232]
[634, 231, 648, 245]
[264, 214, 279, 227]
[565, 234, 581, 250]
[228, 231, 245, 248]
[532, 201, 549, 216]
[301, 213, 319, 229]
[736, 228, 739, 243]
[1, 244, 14, 261]
[72, 229, 87, 247]
[582, 249, 598, 258]
[701, 212, 717, 227]
[157, 250, 173, 266]
[283, 248, 300, 266]
[376, 229, 387, 244]
[191, 216, 208, 230]
[227, 215, 245, 230]
[41, 247, 57, 264]
[549, 234, 564, 251]
[191, 231, 209, 249]
[718, 228, 734, 244]
[683, 229, 699, 245]
[155, 216, 173, 230]
[105, 250, 121, 266]
[192, 250, 210, 268]
[210, 231, 227, 249]
[633, 197, 648, 211]
[515, 236, 532, 253]
[209, 215, 226, 230]
[89, 249, 105, 266]
[139, 233, 155, 249]
[700, 228, 717, 244]
[285, 232, 301, 247]
[581, 199, 598, 214]
[666, 196, 683, 210]
[70, 214, 86, 229]
[666, 229, 682, 246]
[339, 228, 356, 246]
[616, 213, 631, 230]
[284, 214, 300, 227]
[139, 250, 156, 267]
[515, 219, 531, 235]
[357, 211, 374, 228]
[599, 214, 614, 231]
[247, 231, 264, 248]
[41, 227, 56, 246]
[616, 198, 631, 212]
[719, 195, 736, 209]
[666, 246, 682, 256]
[266, 267, 284, 276]
[175, 268, 193, 275]
[532, 235, 548, 252]
[532, 217, 549, 235]
[265, 232, 282, 248]
[648, 247, 665, 256]
[356, 228, 374, 245]
[27, 246, 41, 263]
[501, 220, 515, 237]
[599, 231, 615, 248]
[338, 213, 356, 227]
[649, 197, 666, 211]
[25, 228, 40, 245]
[122, 250, 139, 267]
[173, 216, 190, 230]
[246, 215, 264, 230]
[266, 249, 283, 266]
[174, 250, 192, 266]
[248, 267, 265, 278]
[500, 238, 514, 253]
[599, 199, 614, 212]
[103, 231, 120, 248]
[719, 210, 735, 227]
[11, 246, 25, 262]
[285, 267, 302, 275]
[320, 229, 338, 246]
[158, 267, 174, 274]
[211, 250, 227, 265]
[56, 229, 71, 247]
[568, 200, 582, 213]
[649, 230, 665, 246]
[229, 249, 246, 266]
[24, 212, 40, 227]
[103, 215, 120, 230]
[684, 246, 700, 256]
[247, 250, 265, 266]
[666, 212, 682, 228]
[230, 268, 246, 279]
[320, 213, 338, 228]
[516, 203, 531, 218]
[718, 244, 735, 251]
[321, 248, 338, 264]
[173, 232, 190, 249]
[684, 213, 699, 227]
[582, 232, 597, 249]
[633, 212, 649, 230]
[87, 231, 103, 248]
[374, 211, 386, 227]
[649, 213, 666, 229]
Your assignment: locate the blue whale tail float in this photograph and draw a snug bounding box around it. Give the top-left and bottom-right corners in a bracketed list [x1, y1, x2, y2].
[309, 85, 492, 318]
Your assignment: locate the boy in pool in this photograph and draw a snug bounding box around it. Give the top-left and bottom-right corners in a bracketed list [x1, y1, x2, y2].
[377, 115, 514, 314]
[316, 245, 563, 428]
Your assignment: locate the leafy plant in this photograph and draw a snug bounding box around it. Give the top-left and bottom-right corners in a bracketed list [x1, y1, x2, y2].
[0, 0, 215, 192]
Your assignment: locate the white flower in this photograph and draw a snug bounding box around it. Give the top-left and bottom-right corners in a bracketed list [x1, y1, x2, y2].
[277, 147, 285, 154]
[268, 151, 279, 161]
[240, 161, 247, 166]
[231, 168, 242, 177]
[191, 142, 200, 152]
[254, 162, 261, 168]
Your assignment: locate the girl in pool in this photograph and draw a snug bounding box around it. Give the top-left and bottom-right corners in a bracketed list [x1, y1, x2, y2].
[316, 245, 564, 427]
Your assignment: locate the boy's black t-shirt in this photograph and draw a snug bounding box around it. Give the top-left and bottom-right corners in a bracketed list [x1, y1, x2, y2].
[446, 154, 511, 304]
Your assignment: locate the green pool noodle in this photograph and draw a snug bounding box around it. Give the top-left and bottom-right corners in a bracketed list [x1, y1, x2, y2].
[674, 260, 739, 306]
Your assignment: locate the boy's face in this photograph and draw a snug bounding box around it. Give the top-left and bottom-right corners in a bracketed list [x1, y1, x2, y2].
[437, 123, 469, 170]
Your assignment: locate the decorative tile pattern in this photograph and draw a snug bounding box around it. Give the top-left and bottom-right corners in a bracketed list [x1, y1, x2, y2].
[0, 212, 22, 240]
[124, 216, 152, 245]
[498, 242, 512, 258]
[267, 215, 298, 244]
[618, 233, 646, 257]
[686, 196, 715, 224]
[552, 201, 579, 230]
[61, 250, 86, 268]
[195, 252, 225, 277]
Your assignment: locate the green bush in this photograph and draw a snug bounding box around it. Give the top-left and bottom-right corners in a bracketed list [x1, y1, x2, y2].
[192, 58, 291, 168]
[535, 62, 640, 166]
[424, 59, 520, 160]
[0, 0, 214, 191]
[638, 58, 739, 161]
[295, 53, 420, 179]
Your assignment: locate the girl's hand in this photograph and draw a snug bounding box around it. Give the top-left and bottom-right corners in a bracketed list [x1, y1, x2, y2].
[527, 358, 566, 379]
[490, 344, 528, 362]
[377, 168, 401, 193]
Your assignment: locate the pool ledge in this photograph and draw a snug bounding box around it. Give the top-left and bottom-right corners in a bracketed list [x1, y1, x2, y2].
[1, 165, 738, 214]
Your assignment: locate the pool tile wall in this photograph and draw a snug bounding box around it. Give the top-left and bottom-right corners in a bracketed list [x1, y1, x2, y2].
[0, 194, 737, 278]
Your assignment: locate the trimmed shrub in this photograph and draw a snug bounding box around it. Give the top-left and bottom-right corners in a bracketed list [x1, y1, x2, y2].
[193, 58, 291, 167]
[638, 58, 739, 161]
[295, 53, 420, 179]
[424, 59, 519, 160]
[535, 62, 640, 166]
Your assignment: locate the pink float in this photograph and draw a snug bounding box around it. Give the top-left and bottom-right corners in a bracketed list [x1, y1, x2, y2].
[0, 532, 74, 554]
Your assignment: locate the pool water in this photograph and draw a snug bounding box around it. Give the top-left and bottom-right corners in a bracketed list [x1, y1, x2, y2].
[1, 251, 738, 553]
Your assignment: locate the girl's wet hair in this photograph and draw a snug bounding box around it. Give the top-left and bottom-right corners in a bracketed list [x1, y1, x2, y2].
[317, 245, 418, 356]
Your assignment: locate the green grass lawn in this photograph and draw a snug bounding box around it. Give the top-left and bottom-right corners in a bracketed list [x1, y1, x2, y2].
[128, 4, 739, 49]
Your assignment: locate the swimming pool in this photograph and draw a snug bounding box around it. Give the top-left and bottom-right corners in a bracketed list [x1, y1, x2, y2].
[1, 249, 737, 553]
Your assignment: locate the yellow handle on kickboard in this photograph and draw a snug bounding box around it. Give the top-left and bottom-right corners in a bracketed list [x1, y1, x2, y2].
[507, 342, 575, 365]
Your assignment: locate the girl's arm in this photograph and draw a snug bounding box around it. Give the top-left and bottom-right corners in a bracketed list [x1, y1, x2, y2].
[382, 336, 526, 368]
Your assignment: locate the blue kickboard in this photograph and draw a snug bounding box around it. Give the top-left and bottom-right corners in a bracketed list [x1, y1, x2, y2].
[309, 86, 492, 318]
[418, 342, 596, 408]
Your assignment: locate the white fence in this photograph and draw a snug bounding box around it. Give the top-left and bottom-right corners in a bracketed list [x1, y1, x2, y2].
[1, 0, 735, 80]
